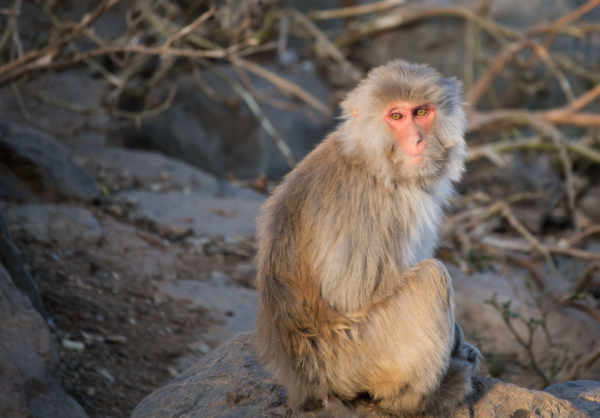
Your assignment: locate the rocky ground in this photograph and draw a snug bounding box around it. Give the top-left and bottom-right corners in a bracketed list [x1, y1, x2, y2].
[2, 145, 268, 418]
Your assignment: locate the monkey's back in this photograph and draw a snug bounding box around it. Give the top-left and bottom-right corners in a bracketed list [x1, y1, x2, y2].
[255, 132, 449, 404]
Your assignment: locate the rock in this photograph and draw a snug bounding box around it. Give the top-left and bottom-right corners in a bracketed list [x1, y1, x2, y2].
[118, 191, 264, 238]
[449, 264, 600, 385]
[74, 145, 265, 199]
[73, 146, 220, 194]
[546, 380, 600, 412]
[124, 105, 229, 177]
[0, 122, 100, 202]
[0, 257, 87, 418]
[158, 277, 258, 344]
[0, 67, 110, 143]
[236, 263, 257, 277]
[132, 331, 600, 418]
[61, 339, 85, 352]
[0, 206, 46, 317]
[5, 205, 103, 246]
[123, 65, 334, 180]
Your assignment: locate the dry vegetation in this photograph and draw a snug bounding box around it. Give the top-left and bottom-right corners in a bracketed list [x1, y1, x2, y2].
[3, 0, 600, 409]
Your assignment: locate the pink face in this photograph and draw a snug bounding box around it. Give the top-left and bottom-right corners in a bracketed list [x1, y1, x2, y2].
[383, 102, 436, 165]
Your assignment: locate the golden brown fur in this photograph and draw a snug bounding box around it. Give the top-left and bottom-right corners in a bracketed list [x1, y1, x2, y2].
[256, 60, 479, 416]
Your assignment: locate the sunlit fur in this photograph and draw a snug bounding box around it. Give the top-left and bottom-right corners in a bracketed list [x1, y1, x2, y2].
[256, 60, 478, 417]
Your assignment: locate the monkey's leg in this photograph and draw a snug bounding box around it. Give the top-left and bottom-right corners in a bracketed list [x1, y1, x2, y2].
[421, 322, 480, 416]
[450, 322, 481, 371]
[347, 260, 470, 415]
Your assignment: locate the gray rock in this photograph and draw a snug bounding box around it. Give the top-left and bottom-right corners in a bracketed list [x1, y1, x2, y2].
[132, 331, 600, 418]
[0, 206, 46, 318]
[0, 260, 88, 418]
[0, 122, 100, 201]
[158, 277, 258, 344]
[123, 65, 334, 180]
[6, 205, 103, 246]
[73, 146, 221, 194]
[124, 105, 229, 178]
[545, 380, 600, 412]
[119, 191, 264, 238]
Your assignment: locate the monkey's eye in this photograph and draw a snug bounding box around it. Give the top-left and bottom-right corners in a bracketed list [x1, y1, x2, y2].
[415, 108, 429, 117]
[390, 113, 402, 120]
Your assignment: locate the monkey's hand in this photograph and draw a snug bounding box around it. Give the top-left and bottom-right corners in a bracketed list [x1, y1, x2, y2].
[451, 322, 481, 373]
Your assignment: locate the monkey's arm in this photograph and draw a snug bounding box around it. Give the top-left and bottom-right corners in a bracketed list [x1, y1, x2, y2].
[341, 258, 454, 315]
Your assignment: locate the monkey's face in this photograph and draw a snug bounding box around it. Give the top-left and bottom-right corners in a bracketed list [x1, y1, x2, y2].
[376, 98, 459, 186]
[340, 60, 467, 187]
[382, 101, 437, 167]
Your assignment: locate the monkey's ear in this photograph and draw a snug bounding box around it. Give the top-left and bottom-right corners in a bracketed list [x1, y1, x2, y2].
[351, 109, 359, 120]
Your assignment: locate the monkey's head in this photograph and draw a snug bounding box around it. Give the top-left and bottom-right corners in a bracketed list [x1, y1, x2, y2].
[340, 60, 467, 187]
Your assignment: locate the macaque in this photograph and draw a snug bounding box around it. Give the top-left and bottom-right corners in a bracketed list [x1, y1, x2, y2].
[256, 60, 480, 417]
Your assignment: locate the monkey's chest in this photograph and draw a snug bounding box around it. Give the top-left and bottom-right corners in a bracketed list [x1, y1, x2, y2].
[388, 193, 443, 268]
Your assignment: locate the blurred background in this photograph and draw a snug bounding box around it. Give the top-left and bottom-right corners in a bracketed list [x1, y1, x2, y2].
[1, 0, 600, 417]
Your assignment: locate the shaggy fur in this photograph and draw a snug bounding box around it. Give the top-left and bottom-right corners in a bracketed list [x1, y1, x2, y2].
[256, 60, 479, 417]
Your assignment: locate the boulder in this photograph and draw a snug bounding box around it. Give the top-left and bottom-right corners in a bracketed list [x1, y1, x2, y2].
[123, 65, 334, 180]
[73, 146, 220, 194]
[74, 145, 265, 199]
[118, 190, 264, 238]
[0, 206, 46, 318]
[5, 205, 103, 247]
[0, 123, 100, 202]
[0, 244, 87, 418]
[132, 331, 600, 418]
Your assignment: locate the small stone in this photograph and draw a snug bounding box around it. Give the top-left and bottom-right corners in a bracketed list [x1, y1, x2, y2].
[95, 367, 115, 385]
[211, 207, 235, 218]
[158, 224, 191, 239]
[167, 366, 179, 379]
[61, 339, 85, 352]
[105, 335, 128, 344]
[184, 236, 211, 248]
[209, 270, 229, 287]
[81, 331, 104, 344]
[224, 236, 239, 245]
[125, 196, 139, 205]
[204, 243, 221, 255]
[236, 263, 256, 277]
[105, 204, 123, 217]
[197, 343, 211, 355]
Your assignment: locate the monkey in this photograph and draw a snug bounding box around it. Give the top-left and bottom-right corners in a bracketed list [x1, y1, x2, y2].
[255, 60, 480, 417]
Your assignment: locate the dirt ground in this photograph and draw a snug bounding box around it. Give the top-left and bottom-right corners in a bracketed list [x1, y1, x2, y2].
[15, 208, 258, 418]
